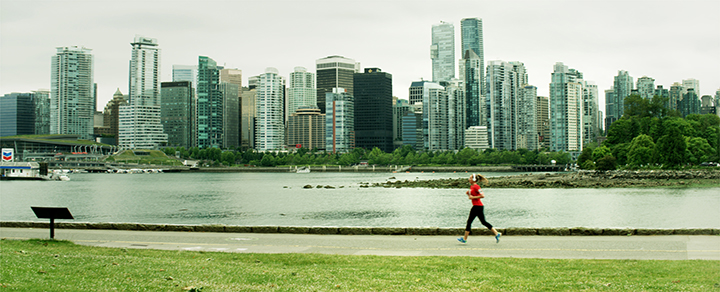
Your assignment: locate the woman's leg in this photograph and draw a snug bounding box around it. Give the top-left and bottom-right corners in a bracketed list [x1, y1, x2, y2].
[463, 206, 480, 241]
[477, 207, 499, 236]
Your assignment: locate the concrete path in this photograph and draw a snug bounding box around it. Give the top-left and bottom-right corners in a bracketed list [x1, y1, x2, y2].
[1, 227, 718, 260]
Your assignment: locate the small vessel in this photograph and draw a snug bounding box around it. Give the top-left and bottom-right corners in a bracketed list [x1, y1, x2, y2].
[296, 166, 311, 173]
[0, 161, 45, 180]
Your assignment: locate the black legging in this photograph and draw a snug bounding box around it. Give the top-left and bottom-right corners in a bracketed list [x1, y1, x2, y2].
[465, 205, 493, 232]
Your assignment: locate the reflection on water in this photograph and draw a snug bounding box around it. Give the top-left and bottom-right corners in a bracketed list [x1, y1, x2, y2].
[1, 172, 718, 229]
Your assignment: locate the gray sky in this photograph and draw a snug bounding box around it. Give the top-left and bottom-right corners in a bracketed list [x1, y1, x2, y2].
[1, 0, 719, 114]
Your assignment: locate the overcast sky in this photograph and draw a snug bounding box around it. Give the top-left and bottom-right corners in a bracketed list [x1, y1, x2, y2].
[1, 0, 718, 113]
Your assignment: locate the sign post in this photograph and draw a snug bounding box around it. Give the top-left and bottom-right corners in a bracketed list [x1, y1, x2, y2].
[31, 207, 74, 239]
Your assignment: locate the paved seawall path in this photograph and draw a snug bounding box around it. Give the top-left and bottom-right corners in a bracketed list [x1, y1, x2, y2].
[1, 226, 718, 260]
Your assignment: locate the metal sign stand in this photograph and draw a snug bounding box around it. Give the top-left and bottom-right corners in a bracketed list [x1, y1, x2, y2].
[31, 207, 74, 239]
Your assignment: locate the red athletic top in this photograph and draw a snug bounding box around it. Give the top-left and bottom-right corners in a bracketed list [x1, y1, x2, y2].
[470, 184, 483, 206]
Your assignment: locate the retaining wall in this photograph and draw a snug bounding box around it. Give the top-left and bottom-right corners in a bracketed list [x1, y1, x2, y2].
[1, 221, 717, 236]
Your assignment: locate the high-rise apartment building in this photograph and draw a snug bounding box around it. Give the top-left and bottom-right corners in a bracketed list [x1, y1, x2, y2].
[486, 60, 516, 150]
[669, 82, 684, 112]
[316, 56, 360, 113]
[325, 88, 355, 153]
[288, 67, 316, 116]
[445, 79, 466, 150]
[161, 81, 194, 148]
[353, 68, 393, 152]
[196, 56, 239, 149]
[51, 46, 94, 140]
[678, 88, 701, 117]
[421, 82, 449, 151]
[431, 21, 455, 82]
[605, 70, 633, 129]
[636, 76, 655, 99]
[682, 79, 700, 96]
[518, 85, 538, 150]
[119, 36, 167, 149]
[700, 95, 714, 115]
[582, 81, 600, 145]
[549, 62, 583, 152]
[287, 106, 325, 150]
[536, 96, 550, 149]
[409, 81, 427, 105]
[256, 68, 285, 151]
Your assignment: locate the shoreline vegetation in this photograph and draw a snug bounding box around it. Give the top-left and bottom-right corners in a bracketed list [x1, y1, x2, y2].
[370, 169, 720, 189]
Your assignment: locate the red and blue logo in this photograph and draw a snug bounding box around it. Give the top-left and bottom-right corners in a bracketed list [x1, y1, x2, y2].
[2, 148, 13, 162]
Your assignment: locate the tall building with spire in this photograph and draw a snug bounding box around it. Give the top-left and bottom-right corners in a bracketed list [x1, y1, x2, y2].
[102, 89, 128, 145]
[431, 21, 455, 82]
[549, 62, 583, 152]
[50, 46, 94, 140]
[119, 36, 167, 149]
[316, 56, 360, 113]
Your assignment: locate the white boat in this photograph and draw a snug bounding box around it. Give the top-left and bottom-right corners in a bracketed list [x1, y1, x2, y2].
[0, 162, 69, 181]
[296, 166, 311, 173]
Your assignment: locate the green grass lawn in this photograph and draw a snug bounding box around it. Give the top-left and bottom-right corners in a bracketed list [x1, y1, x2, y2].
[1, 239, 718, 291]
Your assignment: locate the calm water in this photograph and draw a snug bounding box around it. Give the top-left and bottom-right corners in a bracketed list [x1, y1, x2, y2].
[1, 171, 718, 229]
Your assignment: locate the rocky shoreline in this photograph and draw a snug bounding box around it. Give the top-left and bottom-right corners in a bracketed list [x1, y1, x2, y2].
[2, 221, 717, 236]
[371, 169, 720, 189]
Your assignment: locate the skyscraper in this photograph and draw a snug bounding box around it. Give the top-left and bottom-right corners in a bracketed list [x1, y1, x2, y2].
[325, 88, 355, 153]
[445, 79, 466, 150]
[256, 68, 285, 151]
[288, 67, 316, 116]
[461, 18, 485, 126]
[605, 70, 633, 129]
[582, 81, 600, 145]
[636, 76, 655, 99]
[161, 81, 194, 148]
[0, 93, 36, 136]
[431, 21, 455, 82]
[353, 68, 393, 152]
[119, 36, 167, 149]
[486, 60, 517, 150]
[316, 56, 360, 113]
[518, 85, 538, 150]
[421, 82, 448, 151]
[549, 62, 583, 152]
[461, 49, 484, 127]
[536, 96, 550, 149]
[220, 68, 242, 148]
[51, 46, 94, 140]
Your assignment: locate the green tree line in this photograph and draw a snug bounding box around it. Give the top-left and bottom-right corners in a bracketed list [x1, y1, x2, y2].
[162, 145, 572, 168]
[578, 94, 720, 170]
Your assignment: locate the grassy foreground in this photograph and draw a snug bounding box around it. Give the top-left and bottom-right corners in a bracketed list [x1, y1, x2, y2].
[1, 240, 718, 291]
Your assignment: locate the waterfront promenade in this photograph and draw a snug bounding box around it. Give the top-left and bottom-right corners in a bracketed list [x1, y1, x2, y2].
[2, 227, 718, 261]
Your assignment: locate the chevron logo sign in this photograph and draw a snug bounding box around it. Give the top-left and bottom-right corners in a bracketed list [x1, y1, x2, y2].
[2, 148, 13, 162]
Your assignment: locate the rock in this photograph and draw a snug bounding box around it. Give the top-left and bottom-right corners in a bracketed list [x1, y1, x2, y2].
[303, 185, 313, 189]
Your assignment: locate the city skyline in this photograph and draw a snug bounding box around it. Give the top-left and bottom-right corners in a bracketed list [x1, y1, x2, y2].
[1, 0, 718, 114]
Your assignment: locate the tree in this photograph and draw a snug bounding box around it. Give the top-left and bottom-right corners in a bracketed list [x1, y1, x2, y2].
[577, 147, 593, 169]
[596, 155, 617, 171]
[627, 134, 655, 168]
[655, 127, 686, 169]
[685, 137, 714, 164]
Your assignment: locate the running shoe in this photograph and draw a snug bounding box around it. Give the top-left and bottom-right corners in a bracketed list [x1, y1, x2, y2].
[457, 237, 466, 243]
[495, 233, 502, 243]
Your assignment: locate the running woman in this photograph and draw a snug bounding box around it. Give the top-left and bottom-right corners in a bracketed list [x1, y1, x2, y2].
[458, 173, 501, 243]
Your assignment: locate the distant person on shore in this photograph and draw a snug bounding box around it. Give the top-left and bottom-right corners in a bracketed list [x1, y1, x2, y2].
[458, 173, 501, 244]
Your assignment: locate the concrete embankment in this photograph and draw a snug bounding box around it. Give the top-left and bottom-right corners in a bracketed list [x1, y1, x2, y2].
[2, 221, 717, 236]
